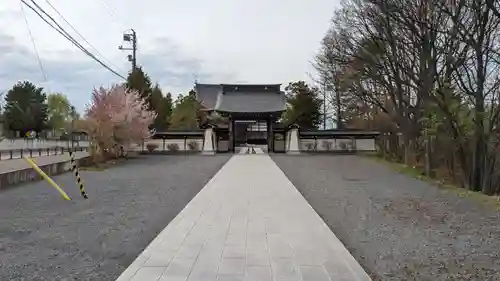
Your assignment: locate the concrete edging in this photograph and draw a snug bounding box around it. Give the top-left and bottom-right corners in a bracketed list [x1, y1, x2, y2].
[0, 157, 91, 190]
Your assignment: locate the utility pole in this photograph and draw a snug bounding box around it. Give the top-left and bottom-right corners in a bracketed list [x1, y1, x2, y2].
[118, 29, 137, 73]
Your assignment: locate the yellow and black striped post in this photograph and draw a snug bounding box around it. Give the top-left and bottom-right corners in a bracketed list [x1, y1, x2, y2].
[69, 150, 88, 199]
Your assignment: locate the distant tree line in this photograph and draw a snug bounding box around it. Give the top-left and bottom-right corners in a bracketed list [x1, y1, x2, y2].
[126, 67, 325, 130]
[1, 81, 78, 138]
[2, 67, 326, 142]
[1, 68, 198, 137]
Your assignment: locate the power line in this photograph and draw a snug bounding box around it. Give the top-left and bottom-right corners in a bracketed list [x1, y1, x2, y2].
[20, 0, 125, 80]
[26, 0, 125, 79]
[98, 0, 126, 30]
[7, 1, 42, 119]
[20, 1, 48, 85]
[19, 1, 54, 120]
[43, 0, 123, 73]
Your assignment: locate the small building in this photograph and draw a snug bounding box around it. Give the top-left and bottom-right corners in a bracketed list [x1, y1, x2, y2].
[195, 83, 286, 152]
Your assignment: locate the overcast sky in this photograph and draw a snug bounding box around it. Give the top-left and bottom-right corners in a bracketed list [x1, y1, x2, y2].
[0, 0, 339, 113]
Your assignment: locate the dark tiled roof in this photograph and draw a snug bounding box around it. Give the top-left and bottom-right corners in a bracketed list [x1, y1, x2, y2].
[300, 130, 380, 138]
[221, 84, 281, 93]
[152, 130, 204, 139]
[214, 91, 286, 113]
[195, 84, 221, 109]
[195, 83, 286, 113]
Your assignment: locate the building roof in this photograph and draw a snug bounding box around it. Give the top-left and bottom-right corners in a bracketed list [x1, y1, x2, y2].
[195, 83, 286, 114]
[195, 84, 221, 110]
[215, 91, 286, 113]
[300, 129, 380, 139]
[152, 130, 205, 139]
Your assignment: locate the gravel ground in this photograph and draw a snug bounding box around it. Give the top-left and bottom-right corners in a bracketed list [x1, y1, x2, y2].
[272, 155, 500, 281]
[0, 155, 231, 281]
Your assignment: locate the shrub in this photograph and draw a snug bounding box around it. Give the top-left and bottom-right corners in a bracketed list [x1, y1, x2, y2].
[305, 142, 315, 151]
[167, 143, 179, 151]
[322, 141, 333, 151]
[187, 140, 199, 151]
[146, 143, 158, 153]
[338, 142, 348, 150]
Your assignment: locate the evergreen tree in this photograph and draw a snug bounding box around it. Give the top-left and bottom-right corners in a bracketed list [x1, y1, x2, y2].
[282, 81, 323, 129]
[150, 84, 173, 130]
[169, 90, 207, 129]
[126, 68, 176, 131]
[126, 67, 153, 109]
[3, 81, 48, 136]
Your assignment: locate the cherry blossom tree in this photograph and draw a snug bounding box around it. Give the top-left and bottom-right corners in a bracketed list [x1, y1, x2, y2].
[84, 84, 156, 160]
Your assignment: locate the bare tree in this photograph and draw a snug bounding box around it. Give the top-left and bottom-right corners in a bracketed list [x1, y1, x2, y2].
[314, 0, 500, 194]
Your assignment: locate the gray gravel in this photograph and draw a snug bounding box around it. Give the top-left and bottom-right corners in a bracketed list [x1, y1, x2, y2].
[0, 155, 230, 281]
[272, 155, 500, 281]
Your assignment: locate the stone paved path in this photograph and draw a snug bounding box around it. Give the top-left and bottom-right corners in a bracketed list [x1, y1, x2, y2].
[238, 147, 265, 154]
[116, 155, 371, 281]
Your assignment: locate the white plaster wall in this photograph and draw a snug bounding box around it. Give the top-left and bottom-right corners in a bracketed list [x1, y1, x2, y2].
[298, 138, 376, 152]
[138, 139, 204, 151]
[135, 137, 376, 152]
[334, 139, 356, 151]
[300, 139, 315, 151]
[355, 139, 376, 151]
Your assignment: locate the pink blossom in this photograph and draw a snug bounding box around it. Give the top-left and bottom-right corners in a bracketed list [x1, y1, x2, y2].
[85, 84, 156, 151]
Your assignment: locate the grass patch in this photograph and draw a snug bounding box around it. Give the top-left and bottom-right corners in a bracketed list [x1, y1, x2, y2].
[364, 152, 500, 211]
[439, 183, 500, 210]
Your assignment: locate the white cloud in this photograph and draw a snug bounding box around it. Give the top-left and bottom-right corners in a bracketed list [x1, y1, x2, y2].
[0, 0, 340, 113]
